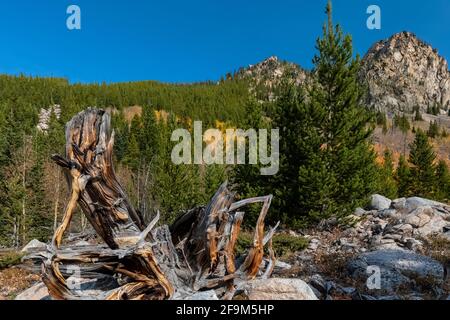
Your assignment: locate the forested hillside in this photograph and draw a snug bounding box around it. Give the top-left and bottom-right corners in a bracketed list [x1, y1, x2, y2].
[1, 5, 450, 250]
[0, 75, 249, 247]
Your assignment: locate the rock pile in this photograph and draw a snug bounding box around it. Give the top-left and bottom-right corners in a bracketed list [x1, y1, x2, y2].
[286, 194, 450, 300]
[353, 195, 450, 252]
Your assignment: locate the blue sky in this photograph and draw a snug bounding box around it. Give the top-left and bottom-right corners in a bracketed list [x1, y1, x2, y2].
[0, 0, 448, 83]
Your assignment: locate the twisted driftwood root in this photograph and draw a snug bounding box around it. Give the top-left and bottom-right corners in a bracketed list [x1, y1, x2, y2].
[37, 108, 277, 300]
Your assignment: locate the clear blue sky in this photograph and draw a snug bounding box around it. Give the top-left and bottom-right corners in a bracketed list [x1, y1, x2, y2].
[0, 0, 448, 83]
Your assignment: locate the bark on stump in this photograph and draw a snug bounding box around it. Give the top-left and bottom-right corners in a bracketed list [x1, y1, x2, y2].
[38, 108, 277, 300]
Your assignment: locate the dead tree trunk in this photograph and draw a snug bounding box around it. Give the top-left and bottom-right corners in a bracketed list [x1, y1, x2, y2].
[37, 108, 277, 300]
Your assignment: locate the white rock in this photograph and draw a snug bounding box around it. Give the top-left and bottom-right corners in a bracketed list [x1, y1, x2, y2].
[393, 51, 403, 62]
[391, 198, 406, 210]
[308, 239, 320, 251]
[415, 215, 448, 237]
[354, 207, 367, 216]
[15, 282, 50, 300]
[377, 209, 398, 218]
[242, 278, 318, 300]
[184, 290, 219, 300]
[348, 249, 444, 294]
[274, 260, 292, 270]
[405, 197, 445, 211]
[370, 194, 392, 210]
[21, 239, 47, 253]
[404, 206, 433, 227]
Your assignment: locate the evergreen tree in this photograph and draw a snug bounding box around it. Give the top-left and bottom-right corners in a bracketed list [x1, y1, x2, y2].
[151, 115, 204, 223]
[307, 0, 379, 221]
[394, 114, 410, 133]
[112, 112, 130, 162]
[123, 133, 141, 171]
[231, 98, 272, 224]
[409, 129, 436, 198]
[427, 120, 439, 138]
[435, 160, 450, 201]
[379, 149, 398, 199]
[376, 111, 388, 135]
[413, 106, 423, 121]
[394, 114, 410, 155]
[396, 154, 412, 197]
[268, 0, 379, 225]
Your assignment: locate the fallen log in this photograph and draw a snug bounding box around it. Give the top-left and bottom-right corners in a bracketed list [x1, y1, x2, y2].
[32, 108, 277, 300]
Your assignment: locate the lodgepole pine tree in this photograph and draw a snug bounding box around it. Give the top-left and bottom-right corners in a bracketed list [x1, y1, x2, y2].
[231, 98, 272, 224]
[427, 120, 440, 139]
[396, 154, 412, 197]
[379, 149, 398, 199]
[299, 0, 379, 222]
[435, 160, 450, 202]
[409, 129, 436, 198]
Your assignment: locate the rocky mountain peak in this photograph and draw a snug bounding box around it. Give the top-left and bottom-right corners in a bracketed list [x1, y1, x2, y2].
[361, 31, 450, 114]
[238, 56, 308, 86]
[236, 56, 309, 101]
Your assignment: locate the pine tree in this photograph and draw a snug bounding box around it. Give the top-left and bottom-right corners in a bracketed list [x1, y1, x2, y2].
[271, 79, 320, 225]
[396, 154, 412, 197]
[375, 111, 388, 135]
[123, 133, 141, 171]
[268, 0, 379, 224]
[414, 106, 423, 121]
[379, 149, 398, 199]
[427, 120, 439, 138]
[231, 98, 272, 224]
[394, 114, 410, 133]
[435, 160, 450, 201]
[112, 112, 130, 162]
[409, 129, 436, 198]
[307, 0, 379, 221]
[139, 106, 159, 161]
[151, 115, 204, 223]
[394, 114, 410, 155]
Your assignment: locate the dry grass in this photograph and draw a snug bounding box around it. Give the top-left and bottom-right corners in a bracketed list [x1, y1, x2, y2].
[421, 235, 450, 266]
[0, 267, 40, 300]
[314, 251, 356, 283]
[420, 235, 450, 295]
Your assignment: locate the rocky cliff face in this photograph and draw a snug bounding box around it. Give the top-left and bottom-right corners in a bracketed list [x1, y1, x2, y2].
[361, 32, 450, 114]
[239, 33, 450, 113]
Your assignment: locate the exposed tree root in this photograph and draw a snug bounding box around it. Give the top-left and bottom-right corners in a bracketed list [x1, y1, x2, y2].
[32, 108, 278, 300]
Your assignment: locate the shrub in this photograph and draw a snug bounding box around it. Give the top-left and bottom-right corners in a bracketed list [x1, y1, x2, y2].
[0, 252, 24, 270]
[237, 232, 308, 258]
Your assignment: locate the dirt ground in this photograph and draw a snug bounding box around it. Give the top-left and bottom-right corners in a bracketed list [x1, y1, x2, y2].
[0, 266, 40, 300]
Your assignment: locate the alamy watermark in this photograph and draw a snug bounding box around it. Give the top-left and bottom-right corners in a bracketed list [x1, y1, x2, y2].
[171, 121, 279, 176]
[67, 5, 81, 30]
[366, 265, 381, 290]
[66, 265, 82, 290]
[367, 5, 381, 30]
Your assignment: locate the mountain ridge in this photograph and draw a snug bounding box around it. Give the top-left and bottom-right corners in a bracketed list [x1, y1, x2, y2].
[236, 32, 450, 114]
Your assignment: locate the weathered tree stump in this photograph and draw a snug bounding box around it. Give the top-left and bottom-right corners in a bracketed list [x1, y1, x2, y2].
[36, 108, 277, 300]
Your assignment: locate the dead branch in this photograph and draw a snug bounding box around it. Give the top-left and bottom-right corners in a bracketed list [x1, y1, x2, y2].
[33, 108, 277, 300]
